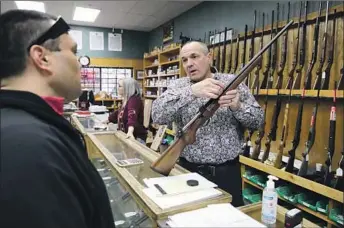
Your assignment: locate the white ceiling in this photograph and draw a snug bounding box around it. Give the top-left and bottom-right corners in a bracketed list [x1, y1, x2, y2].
[1, 1, 202, 31]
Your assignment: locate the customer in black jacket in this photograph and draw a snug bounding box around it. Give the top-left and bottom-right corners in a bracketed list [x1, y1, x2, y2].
[0, 10, 115, 228]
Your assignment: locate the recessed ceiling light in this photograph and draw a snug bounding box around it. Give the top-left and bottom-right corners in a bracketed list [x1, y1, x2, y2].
[73, 6, 100, 22]
[15, 1, 45, 13]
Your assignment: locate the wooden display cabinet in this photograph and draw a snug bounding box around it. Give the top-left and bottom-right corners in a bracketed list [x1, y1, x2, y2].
[71, 115, 231, 227]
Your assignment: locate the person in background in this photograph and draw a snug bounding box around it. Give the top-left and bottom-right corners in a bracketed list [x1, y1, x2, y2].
[107, 78, 147, 144]
[0, 10, 115, 227]
[78, 86, 95, 110]
[151, 41, 264, 207]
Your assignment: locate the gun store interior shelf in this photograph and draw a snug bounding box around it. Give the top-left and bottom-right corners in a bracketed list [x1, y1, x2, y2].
[242, 178, 339, 227]
[251, 89, 344, 98]
[240, 156, 343, 203]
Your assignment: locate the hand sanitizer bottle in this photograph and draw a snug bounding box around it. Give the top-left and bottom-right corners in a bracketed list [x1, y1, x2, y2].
[261, 175, 278, 227]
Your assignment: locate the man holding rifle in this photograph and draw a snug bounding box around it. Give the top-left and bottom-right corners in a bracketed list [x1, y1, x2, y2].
[151, 41, 264, 207]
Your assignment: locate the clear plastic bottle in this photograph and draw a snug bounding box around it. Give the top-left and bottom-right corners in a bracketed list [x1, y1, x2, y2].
[261, 175, 278, 227]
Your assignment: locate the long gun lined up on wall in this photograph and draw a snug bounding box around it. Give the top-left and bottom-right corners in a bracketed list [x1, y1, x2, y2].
[206, 1, 344, 92]
[313, 2, 330, 90]
[337, 3, 344, 90]
[323, 81, 337, 186]
[200, 1, 344, 194]
[221, 27, 227, 73]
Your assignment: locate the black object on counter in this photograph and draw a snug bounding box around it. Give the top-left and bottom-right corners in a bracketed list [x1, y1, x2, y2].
[285, 208, 303, 228]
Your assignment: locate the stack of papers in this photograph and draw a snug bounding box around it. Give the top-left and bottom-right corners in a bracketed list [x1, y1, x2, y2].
[142, 173, 222, 210]
[167, 203, 266, 227]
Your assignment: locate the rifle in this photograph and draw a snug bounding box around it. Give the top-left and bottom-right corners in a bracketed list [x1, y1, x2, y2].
[251, 12, 264, 90]
[275, 2, 289, 89]
[286, 2, 302, 90]
[267, 3, 279, 89]
[293, 1, 308, 89]
[227, 30, 233, 74]
[261, 84, 282, 163]
[313, 2, 330, 90]
[303, 2, 322, 90]
[274, 60, 292, 168]
[320, 8, 336, 90]
[221, 27, 227, 73]
[261, 10, 274, 89]
[297, 82, 321, 177]
[323, 81, 337, 186]
[216, 30, 221, 71]
[212, 30, 216, 67]
[338, 3, 344, 90]
[151, 21, 294, 176]
[334, 113, 344, 191]
[285, 89, 305, 173]
[240, 25, 248, 71]
[245, 11, 256, 87]
[232, 34, 240, 74]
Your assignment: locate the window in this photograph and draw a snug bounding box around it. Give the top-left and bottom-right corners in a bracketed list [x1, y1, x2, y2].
[80, 67, 133, 98]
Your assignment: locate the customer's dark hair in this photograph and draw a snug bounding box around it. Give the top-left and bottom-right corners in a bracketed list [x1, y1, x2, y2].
[0, 10, 60, 79]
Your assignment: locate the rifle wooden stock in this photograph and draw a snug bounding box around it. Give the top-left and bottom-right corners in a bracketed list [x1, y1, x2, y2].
[232, 34, 240, 74]
[150, 21, 293, 176]
[274, 94, 291, 168]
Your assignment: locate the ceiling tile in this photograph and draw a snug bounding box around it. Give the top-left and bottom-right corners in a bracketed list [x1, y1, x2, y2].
[128, 1, 167, 16]
[0, 1, 202, 31]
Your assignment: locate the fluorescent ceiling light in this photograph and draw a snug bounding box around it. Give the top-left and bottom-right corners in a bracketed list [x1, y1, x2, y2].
[73, 6, 100, 22]
[15, 1, 45, 13]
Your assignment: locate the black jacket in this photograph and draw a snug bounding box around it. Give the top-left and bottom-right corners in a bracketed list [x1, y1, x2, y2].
[0, 90, 115, 228]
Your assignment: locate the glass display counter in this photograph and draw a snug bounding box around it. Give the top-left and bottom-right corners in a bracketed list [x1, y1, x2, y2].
[71, 115, 232, 227]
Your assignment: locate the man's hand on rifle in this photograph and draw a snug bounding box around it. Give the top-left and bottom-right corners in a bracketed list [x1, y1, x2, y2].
[191, 78, 225, 99]
[218, 89, 241, 111]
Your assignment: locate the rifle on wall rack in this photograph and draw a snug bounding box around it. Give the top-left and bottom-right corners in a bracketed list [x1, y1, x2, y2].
[240, 25, 248, 72]
[338, 4, 344, 89]
[212, 30, 216, 67]
[274, 74, 292, 168]
[303, 1, 322, 90]
[227, 30, 233, 74]
[151, 21, 294, 176]
[286, 1, 302, 90]
[338, 3, 344, 90]
[320, 8, 336, 90]
[285, 89, 305, 173]
[313, 2, 330, 90]
[232, 34, 240, 74]
[221, 27, 227, 73]
[323, 81, 337, 186]
[250, 13, 266, 160]
[334, 102, 343, 190]
[275, 2, 290, 90]
[216, 31, 221, 71]
[293, 1, 308, 89]
[251, 12, 264, 91]
[261, 10, 274, 89]
[245, 10, 256, 87]
[297, 81, 321, 177]
[267, 3, 279, 89]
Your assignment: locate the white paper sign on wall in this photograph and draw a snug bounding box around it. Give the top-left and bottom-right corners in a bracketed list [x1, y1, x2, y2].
[108, 33, 122, 52]
[90, 31, 104, 51]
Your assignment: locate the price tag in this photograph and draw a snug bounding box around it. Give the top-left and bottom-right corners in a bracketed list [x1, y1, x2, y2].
[306, 154, 309, 161]
[322, 71, 326, 79]
[336, 168, 343, 177]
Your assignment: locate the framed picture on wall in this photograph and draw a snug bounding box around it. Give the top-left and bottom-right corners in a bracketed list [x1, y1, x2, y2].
[163, 21, 174, 44]
[136, 70, 144, 80]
